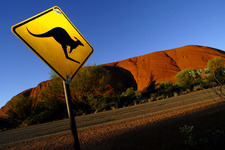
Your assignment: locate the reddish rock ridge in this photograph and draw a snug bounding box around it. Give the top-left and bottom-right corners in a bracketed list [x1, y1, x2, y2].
[0, 81, 50, 117]
[1, 45, 225, 117]
[105, 45, 225, 90]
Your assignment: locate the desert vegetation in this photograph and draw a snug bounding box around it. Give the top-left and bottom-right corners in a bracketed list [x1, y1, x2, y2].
[179, 124, 225, 149]
[1, 57, 225, 132]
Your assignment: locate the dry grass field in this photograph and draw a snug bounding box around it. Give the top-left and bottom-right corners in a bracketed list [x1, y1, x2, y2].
[1, 99, 225, 150]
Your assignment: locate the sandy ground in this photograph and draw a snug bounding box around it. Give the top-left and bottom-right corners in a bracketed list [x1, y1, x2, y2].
[1, 99, 225, 150]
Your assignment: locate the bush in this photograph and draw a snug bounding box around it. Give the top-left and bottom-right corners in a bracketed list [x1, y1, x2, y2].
[121, 87, 135, 97]
[158, 81, 176, 97]
[180, 125, 225, 149]
[0, 117, 16, 131]
[204, 57, 225, 86]
[6, 95, 33, 124]
[37, 98, 67, 123]
[150, 93, 158, 101]
[175, 69, 202, 89]
[70, 64, 114, 99]
[207, 57, 224, 75]
[180, 125, 195, 145]
[135, 90, 142, 99]
[145, 72, 156, 92]
[118, 87, 144, 107]
[142, 73, 157, 98]
[46, 64, 117, 116]
[193, 85, 203, 91]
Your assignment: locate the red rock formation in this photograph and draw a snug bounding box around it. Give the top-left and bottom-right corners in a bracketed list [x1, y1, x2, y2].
[1, 45, 225, 116]
[105, 45, 225, 90]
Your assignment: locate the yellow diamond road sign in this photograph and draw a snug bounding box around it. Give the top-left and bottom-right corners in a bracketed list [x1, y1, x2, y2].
[12, 6, 94, 82]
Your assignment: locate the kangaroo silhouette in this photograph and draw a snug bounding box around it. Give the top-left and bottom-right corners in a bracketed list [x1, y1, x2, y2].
[27, 27, 84, 64]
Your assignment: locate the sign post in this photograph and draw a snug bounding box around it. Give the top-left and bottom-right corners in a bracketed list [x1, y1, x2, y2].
[12, 6, 94, 150]
[63, 80, 80, 150]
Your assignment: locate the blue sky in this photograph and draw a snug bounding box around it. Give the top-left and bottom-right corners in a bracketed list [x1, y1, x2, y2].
[1, 0, 225, 108]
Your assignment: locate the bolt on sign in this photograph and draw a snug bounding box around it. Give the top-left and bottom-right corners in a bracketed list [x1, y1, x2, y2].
[12, 6, 94, 82]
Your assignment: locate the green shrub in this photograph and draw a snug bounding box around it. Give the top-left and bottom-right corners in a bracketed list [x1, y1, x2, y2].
[135, 90, 142, 99]
[180, 125, 195, 145]
[180, 125, 225, 148]
[87, 95, 110, 113]
[121, 87, 135, 97]
[173, 92, 179, 97]
[143, 72, 157, 96]
[193, 85, 203, 91]
[175, 69, 202, 89]
[70, 64, 114, 99]
[0, 117, 16, 131]
[206, 57, 224, 75]
[158, 81, 176, 97]
[150, 93, 158, 101]
[6, 95, 33, 124]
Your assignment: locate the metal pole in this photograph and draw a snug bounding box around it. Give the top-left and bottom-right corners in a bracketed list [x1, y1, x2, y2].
[63, 81, 81, 150]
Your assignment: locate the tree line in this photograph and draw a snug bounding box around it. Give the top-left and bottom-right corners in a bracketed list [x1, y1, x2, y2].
[1, 57, 225, 131]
